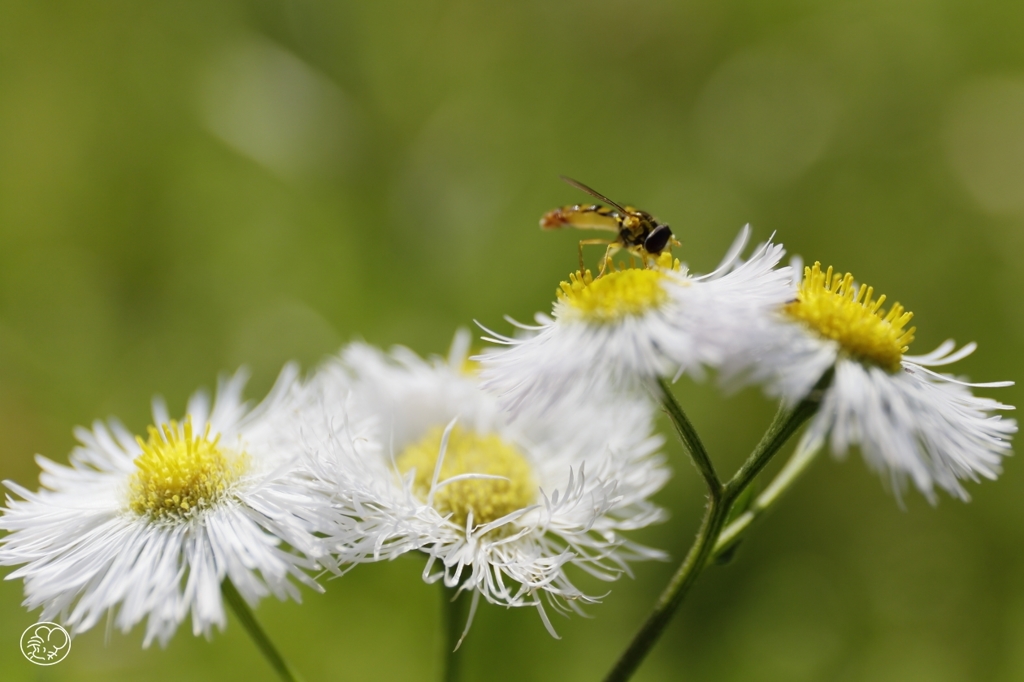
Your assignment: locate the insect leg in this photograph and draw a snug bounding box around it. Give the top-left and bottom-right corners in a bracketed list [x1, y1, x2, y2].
[598, 243, 622, 277]
[577, 238, 614, 273]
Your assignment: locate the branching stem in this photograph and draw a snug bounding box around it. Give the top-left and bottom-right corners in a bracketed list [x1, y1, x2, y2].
[603, 380, 820, 682]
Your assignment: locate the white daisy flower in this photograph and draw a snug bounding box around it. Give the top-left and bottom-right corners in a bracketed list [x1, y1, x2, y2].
[300, 331, 669, 636]
[731, 261, 1016, 502]
[477, 226, 793, 413]
[0, 367, 329, 646]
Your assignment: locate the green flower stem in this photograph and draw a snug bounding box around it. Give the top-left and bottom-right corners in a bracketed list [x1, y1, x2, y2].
[655, 377, 722, 493]
[440, 584, 468, 682]
[604, 386, 820, 682]
[602, 484, 731, 682]
[723, 396, 821, 501]
[222, 580, 305, 682]
[713, 442, 823, 560]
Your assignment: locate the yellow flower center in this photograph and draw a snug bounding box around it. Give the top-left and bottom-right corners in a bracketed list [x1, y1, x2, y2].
[785, 262, 916, 372]
[128, 418, 248, 521]
[459, 357, 480, 376]
[556, 253, 680, 322]
[396, 425, 536, 532]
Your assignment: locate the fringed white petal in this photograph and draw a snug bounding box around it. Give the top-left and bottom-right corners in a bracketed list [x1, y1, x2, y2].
[478, 230, 793, 415]
[0, 365, 330, 646]
[301, 334, 669, 636]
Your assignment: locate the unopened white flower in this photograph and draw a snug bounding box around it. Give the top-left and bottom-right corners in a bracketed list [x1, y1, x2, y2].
[477, 226, 792, 413]
[301, 332, 669, 636]
[731, 262, 1016, 502]
[0, 367, 329, 646]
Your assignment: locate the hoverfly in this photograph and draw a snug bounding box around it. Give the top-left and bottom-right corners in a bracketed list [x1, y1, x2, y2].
[540, 176, 678, 274]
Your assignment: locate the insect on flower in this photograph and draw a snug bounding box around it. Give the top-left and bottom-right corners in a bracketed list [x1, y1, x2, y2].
[540, 176, 679, 274]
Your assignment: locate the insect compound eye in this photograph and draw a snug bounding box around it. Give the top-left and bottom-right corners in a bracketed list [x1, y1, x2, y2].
[644, 224, 673, 254]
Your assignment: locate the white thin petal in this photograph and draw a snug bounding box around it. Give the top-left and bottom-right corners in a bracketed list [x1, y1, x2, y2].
[301, 333, 669, 637]
[478, 229, 792, 415]
[0, 364, 331, 646]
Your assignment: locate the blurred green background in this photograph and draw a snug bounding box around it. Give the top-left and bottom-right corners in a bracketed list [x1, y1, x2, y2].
[1, 0, 1022, 680]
